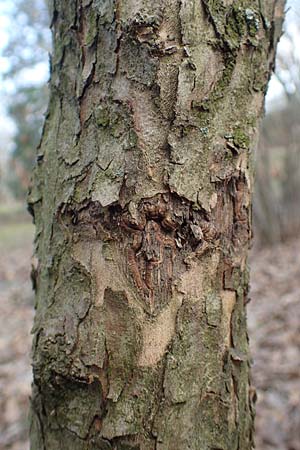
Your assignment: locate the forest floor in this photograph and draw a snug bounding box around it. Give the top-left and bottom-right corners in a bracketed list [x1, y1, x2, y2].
[249, 237, 300, 450]
[0, 205, 299, 450]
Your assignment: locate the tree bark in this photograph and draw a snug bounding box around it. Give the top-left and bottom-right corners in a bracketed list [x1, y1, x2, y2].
[29, 1, 284, 449]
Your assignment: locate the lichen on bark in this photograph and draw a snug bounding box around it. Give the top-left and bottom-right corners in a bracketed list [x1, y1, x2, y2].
[29, 0, 284, 448]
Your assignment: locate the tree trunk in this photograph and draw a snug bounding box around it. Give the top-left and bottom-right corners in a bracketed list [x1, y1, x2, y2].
[29, 1, 284, 449]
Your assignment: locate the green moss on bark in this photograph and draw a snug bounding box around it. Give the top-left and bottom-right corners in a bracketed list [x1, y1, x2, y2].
[29, 0, 284, 448]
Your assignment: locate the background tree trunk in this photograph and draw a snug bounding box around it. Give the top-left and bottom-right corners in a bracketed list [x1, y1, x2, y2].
[29, 1, 284, 449]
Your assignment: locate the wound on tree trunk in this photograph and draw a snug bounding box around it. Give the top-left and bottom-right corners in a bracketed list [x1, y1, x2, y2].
[28, 1, 284, 449]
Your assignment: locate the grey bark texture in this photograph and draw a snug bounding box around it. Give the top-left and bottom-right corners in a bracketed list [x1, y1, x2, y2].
[29, 1, 284, 449]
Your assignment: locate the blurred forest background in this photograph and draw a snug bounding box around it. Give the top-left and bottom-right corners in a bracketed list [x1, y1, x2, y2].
[0, 1, 300, 449]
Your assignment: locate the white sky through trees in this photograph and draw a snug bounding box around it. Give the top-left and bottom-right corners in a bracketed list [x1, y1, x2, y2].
[0, 0, 299, 163]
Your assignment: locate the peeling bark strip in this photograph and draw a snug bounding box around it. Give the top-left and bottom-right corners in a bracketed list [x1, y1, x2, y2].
[29, 1, 284, 449]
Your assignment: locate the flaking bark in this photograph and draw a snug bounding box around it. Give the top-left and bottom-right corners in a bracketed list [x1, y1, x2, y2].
[29, 1, 284, 449]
